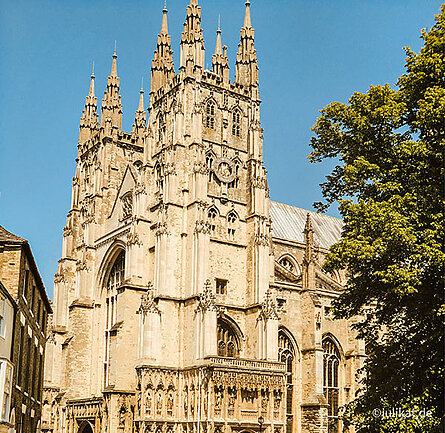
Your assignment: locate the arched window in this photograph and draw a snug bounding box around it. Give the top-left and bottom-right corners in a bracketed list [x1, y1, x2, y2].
[206, 154, 214, 182]
[323, 337, 341, 433]
[217, 319, 240, 358]
[206, 101, 216, 129]
[278, 256, 299, 274]
[279, 329, 296, 433]
[227, 212, 237, 239]
[208, 207, 218, 233]
[121, 193, 133, 220]
[155, 164, 164, 193]
[158, 113, 166, 144]
[231, 109, 241, 137]
[104, 250, 125, 387]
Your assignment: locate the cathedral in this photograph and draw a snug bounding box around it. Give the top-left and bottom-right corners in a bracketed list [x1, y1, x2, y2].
[42, 2, 365, 433]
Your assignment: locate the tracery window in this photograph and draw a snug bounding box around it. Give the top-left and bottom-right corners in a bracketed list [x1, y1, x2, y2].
[158, 113, 166, 144]
[155, 164, 164, 193]
[323, 337, 341, 433]
[206, 101, 216, 129]
[208, 207, 218, 233]
[227, 211, 237, 239]
[217, 319, 239, 358]
[279, 329, 295, 433]
[279, 257, 296, 273]
[104, 250, 125, 387]
[121, 193, 133, 220]
[231, 109, 241, 137]
[206, 155, 214, 182]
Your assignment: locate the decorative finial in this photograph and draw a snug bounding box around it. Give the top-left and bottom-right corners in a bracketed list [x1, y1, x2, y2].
[244, 0, 252, 28]
[163, 0, 167, 11]
[218, 14, 221, 31]
[91, 60, 95, 77]
[141, 76, 144, 91]
[114, 40, 117, 55]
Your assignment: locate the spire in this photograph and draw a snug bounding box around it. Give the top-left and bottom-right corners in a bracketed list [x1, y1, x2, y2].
[161, 2, 168, 35]
[180, 0, 205, 74]
[151, 4, 175, 94]
[212, 19, 229, 82]
[244, 0, 252, 28]
[235, 0, 259, 90]
[89, 62, 95, 96]
[138, 80, 145, 111]
[101, 50, 123, 131]
[79, 65, 98, 144]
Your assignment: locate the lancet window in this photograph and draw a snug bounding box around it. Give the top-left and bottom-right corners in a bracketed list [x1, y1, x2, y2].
[323, 337, 341, 433]
[217, 319, 240, 358]
[206, 101, 216, 129]
[231, 109, 241, 137]
[208, 207, 218, 233]
[227, 212, 237, 239]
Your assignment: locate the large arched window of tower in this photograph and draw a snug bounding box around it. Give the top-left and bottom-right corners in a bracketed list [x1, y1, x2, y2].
[231, 108, 241, 137]
[323, 336, 341, 433]
[205, 100, 216, 129]
[217, 319, 240, 358]
[278, 328, 297, 433]
[104, 250, 125, 387]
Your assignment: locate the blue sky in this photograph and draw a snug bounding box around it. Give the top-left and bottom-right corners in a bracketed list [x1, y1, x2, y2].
[0, 0, 440, 298]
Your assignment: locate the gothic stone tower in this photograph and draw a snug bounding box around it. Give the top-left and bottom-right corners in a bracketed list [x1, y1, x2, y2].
[43, 3, 364, 433]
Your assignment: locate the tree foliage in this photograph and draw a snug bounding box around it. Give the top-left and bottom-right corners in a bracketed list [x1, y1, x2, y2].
[309, 6, 444, 433]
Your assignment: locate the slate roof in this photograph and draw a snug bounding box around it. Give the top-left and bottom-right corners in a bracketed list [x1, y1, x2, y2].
[270, 201, 343, 250]
[0, 226, 26, 243]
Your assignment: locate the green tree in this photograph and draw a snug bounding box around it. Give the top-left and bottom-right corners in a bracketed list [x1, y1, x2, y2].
[309, 7, 444, 433]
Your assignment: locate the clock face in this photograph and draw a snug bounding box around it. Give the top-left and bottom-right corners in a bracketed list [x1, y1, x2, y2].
[214, 157, 236, 183]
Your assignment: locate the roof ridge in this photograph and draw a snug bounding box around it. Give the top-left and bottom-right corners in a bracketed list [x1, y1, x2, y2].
[269, 200, 343, 222]
[0, 225, 27, 243]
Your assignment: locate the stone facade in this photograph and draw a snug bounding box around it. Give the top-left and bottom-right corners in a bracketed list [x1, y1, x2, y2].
[43, 2, 365, 433]
[0, 226, 52, 433]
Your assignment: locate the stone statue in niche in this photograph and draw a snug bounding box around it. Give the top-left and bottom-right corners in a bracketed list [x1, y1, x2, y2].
[145, 390, 152, 416]
[156, 392, 163, 416]
[167, 392, 174, 415]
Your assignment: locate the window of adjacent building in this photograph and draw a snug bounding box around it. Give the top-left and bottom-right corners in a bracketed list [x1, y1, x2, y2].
[208, 208, 218, 233]
[0, 296, 5, 338]
[227, 212, 237, 239]
[32, 345, 38, 397]
[23, 270, 29, 301]
[0, 362, 13, 422]
[17, 326, 24, 387]
[30, 285, 36, 314]
[104, 250, 125, 388]
[215, 279, 227, 295]
[217, 320, 239, 358]
[231, 109, 241, 137]
[206, 101, 216, 129]
[24, 336, 31, 392]
[323, 337, 341, 433]
[37, 353, 43, 400]
[279, 329, 296, 433]
[37, 300, 41, 328]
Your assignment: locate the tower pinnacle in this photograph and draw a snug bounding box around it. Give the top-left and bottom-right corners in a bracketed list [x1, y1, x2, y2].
[101, 51, 122, 130]
[235, 0, 259, 91]
[79, 68, 98, 144]
[151, 4, 175, 94]
[180, 0, 205, 74]
[212, 21, 229, 82]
